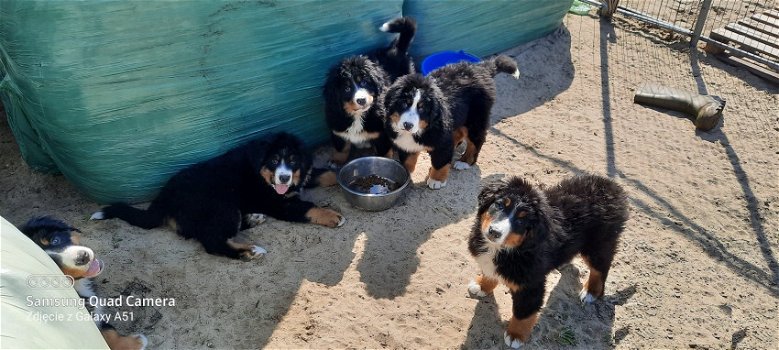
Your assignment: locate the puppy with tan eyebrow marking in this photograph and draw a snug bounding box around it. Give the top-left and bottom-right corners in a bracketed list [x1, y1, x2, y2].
[91, 133, 344, 260]
[323, 17, 417, 165]
[467, 175, 629, 348]
[383, 55, 519, 189]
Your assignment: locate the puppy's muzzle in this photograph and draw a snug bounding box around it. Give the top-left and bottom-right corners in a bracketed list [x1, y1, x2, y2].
[75, 250, 91, 266]
[487, 227, 502, 240]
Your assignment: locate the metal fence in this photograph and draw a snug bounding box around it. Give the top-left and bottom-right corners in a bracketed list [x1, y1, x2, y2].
[580, 0, 779, 81]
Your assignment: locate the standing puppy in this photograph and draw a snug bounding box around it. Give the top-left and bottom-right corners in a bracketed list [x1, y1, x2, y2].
[323, 17, 417, 165]
[468, 175, 628, 348]
[383, 55, 519, 189]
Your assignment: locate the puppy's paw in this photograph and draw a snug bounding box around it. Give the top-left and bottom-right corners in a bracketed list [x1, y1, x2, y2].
[104, 331, 148, 350]
[240, 245, 267, 261]
[504, 331, 523, 349]
[579, 289, 596, 304]
[90, 211, 105, 220]
[244, 213, 266, 228]
[306, 208, 345, 228]
[426, 178, 447, 190]
[133, 334, 148, 350]
[467, 280, 487, 297]
[453, 161, 471, 170]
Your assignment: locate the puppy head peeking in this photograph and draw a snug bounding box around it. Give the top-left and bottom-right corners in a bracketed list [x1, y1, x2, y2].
[22, 217, 103, 279]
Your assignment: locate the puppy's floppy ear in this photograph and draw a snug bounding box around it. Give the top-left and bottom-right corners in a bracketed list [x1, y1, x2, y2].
[422, 77, 450, 126]
[298, 146, 313, 176]
[19, 216, 74, 237]
[245, 139, 269, 174]
[526, 201, 555, 243]
[368, 66, 389, 94]
[477, 181, 504, 210]
[383, 81, 400, 111]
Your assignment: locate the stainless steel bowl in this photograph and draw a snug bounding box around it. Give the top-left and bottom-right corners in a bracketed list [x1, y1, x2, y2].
[337, 157, 410, 211]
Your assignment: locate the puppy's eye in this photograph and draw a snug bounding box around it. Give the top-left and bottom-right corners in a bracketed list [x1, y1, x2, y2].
[270, 159, 279, 165]
[345, 86, 352, 93]
[417, 102, 424, 112]
[51, 237, 61, 245]
[288, 159, 297, 166]
[494, 201, 504, 210]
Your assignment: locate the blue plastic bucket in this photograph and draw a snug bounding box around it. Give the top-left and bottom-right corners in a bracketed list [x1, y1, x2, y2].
[421, 50, 481, 76]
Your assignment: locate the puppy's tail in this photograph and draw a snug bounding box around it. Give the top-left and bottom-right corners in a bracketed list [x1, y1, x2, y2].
[481, 55, 520, 79]
[90, 202, 165, 230]
[380, 16, 417, 55]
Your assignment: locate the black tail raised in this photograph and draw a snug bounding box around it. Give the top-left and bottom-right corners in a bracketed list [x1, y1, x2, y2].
[481, 55, 520, 79]
[95, 202, 165, 230]
[380, 16, 417, 55]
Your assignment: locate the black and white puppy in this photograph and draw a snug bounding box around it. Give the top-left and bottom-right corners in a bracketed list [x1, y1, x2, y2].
[91, 133, 344, 260]
[467, 175, 628, 348]
[323, 17, 417, 165]
[384, 55, 519, 189]
[21, 216, 148, 350]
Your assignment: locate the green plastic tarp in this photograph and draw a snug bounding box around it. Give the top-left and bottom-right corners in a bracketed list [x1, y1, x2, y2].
[1, 0, 571, 203]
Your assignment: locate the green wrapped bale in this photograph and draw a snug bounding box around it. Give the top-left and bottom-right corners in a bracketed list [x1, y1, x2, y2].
[1, 1, 569, 203]
[0, 1, 403, 203]
[404, 0, 573, 59]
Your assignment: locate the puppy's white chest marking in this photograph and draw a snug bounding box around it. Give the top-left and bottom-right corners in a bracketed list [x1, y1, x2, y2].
[474, 246, 500, 279]
[74, 279, 95, 298]
[334, 115, 378, 147]
[74, 279, 104, 324]
[394, 132, 426, 153]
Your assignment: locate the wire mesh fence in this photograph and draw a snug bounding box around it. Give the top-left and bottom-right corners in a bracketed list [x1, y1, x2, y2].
[580, 0, 779, 82]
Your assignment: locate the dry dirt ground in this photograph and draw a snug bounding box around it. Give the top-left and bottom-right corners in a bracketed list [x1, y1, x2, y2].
[1, 10, 778, 350]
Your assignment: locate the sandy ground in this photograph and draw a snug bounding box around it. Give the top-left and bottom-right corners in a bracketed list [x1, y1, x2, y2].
[2, 10, 778, 350]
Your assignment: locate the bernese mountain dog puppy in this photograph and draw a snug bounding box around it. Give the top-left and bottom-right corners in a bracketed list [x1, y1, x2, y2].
[323, 17, 417, 165]
[383, 55, 519, 189]
[90, 133, 344, 260]
[467, 175, 629, 348]
[21, 216, 148, 350]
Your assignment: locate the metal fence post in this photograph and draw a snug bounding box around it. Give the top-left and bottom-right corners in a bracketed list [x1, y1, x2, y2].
[599, 0, 620, 18]
[690, 0, 714, 49]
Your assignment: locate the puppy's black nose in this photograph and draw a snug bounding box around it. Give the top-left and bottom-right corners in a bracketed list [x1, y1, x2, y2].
[279, 174, 291, 183]
[75, 251, 90, 266]
[403, 122, 414, 131]
[488, 228, 501, 239]
[355, 98, 366, 106]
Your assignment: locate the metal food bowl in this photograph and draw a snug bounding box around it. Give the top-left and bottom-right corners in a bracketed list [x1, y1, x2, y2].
[337, 157, 410, 211]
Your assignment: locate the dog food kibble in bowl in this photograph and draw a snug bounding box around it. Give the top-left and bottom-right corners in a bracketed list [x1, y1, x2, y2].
[348, 175, 401, 195]
[337, 157, 410, 211]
